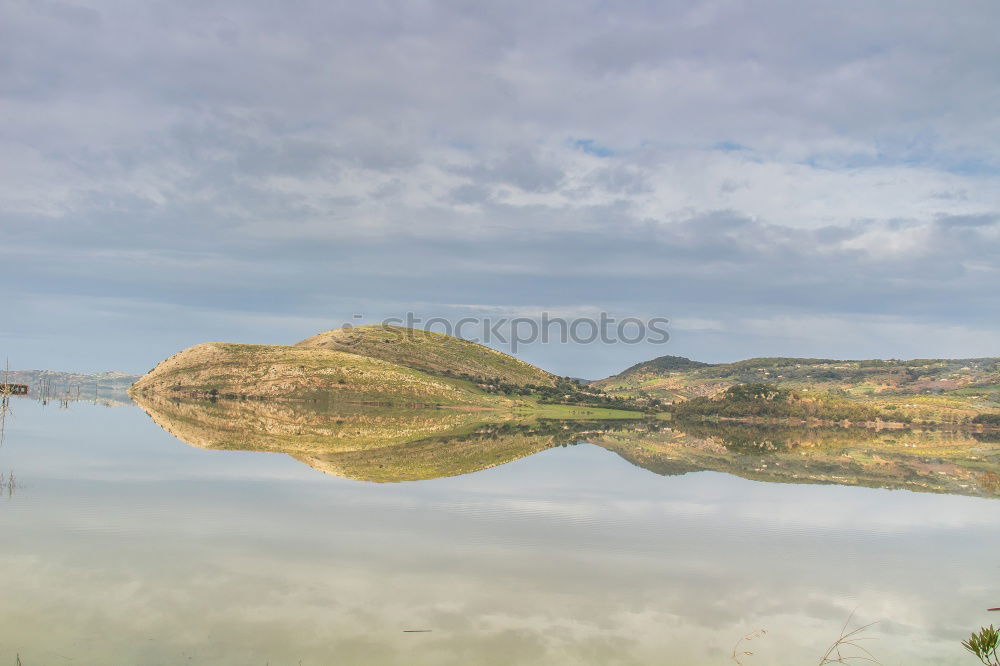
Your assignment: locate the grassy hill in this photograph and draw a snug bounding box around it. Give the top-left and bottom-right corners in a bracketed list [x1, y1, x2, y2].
[296, 325, 558, 387]
[131, 326, 648, 413]
[594, 355, 1000, 424]
[129, 341, 506, 407]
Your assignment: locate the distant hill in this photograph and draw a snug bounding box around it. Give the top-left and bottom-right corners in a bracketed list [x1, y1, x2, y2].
[3, 369, 139, 398]
[295, 326, 558, 387]
[594, 355, 1000, 423]
[597, 356, 1000, 395]
[611, 355, 713, 379]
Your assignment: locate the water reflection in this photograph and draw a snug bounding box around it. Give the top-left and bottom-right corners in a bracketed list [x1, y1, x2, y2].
[594, 420, 1000, 498]
[135, 395, 1000, 497]
[4, 399, 1000, 665]
[133, 393, 641, 482]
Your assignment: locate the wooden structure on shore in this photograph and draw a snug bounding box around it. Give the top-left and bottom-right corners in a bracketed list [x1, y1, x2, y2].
[0, 384, 28, 396]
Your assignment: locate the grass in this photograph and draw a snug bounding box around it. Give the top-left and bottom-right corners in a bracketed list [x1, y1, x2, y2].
[130, 331, 646, 419]
[295, 325, 559, 387]
[129, 342, 513, 408]
[512, 401, 644, 420]
[731, 611, 879, 665]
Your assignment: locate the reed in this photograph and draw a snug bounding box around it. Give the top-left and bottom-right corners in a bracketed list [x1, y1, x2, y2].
[817, 611, 879, 664]
[0, 470, 16, 497]
[0, 359, 11, 447]
[731, 611, 879, 665]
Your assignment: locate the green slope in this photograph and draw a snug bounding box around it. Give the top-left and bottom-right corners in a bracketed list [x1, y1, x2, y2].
[295, 325, 558, 387]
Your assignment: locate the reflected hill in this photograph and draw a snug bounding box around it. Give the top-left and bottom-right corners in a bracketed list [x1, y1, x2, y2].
[134, 393, 636, 481]
[135, 395, 1000, 496]
[593, 420, 1000, 498]
[297, 421, 621, 483]
[133, 393, 504, 455]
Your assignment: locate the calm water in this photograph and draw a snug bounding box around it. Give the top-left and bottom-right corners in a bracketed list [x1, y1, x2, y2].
[2, 399, 1000, 665]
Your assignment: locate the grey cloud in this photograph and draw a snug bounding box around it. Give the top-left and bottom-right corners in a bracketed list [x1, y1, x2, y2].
[935, 213, 999, 228]
[449, 184, 492, 205]
[458, 147, 566, 193]
[2, 0, 999, 373]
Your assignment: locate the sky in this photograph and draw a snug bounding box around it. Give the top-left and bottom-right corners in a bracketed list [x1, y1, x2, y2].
[2, 0, 999, 378]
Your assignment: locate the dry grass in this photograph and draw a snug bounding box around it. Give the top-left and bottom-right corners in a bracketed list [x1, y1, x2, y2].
[731, 612, 879, 665]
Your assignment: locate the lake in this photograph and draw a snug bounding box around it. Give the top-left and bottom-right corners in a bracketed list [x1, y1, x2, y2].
[1, 397, 999, 665]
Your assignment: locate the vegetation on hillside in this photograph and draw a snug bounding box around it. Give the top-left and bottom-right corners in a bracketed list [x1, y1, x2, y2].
[611, 354, 712, 377]
[129, 341, 505, 407]
[133, 326, 652, 414]
[671, 383, 886, 423]
[295, 325, 558, 387]
[595, 354, 1000, 424]
[130, 328, 1000, 424]
[462, 372, 656, 411]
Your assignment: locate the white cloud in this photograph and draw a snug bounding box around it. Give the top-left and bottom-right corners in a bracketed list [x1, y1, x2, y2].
[2, 0, 998, 372]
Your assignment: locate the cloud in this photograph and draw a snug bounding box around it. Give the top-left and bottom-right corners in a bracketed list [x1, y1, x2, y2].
[2, 1, 999, 373]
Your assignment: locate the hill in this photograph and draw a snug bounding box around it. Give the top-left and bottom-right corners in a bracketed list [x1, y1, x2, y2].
[129, 341, 505, 407]
[597, 356, 1000, 396]
[612, 355, 713, 379]
[594, 355, 1000, 423]
[129, 327, 646, 413]
[295, 325, 558, 387]
[4, 369, 139, 394]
